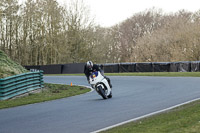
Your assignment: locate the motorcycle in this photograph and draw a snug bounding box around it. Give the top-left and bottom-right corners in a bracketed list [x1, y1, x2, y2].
[89, 71, 112, 99]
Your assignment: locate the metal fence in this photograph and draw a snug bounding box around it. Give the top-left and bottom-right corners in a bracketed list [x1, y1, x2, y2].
[24, 61, 200, 74]
[103, 61, 200, 73]
[0, 71, 44, 100]
[25, 63, 85, 74]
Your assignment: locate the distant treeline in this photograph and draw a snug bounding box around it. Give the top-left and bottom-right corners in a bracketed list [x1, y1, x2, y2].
[0, 0, 200, 66]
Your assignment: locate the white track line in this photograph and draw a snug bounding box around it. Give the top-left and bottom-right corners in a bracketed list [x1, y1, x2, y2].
[91, 97, 200, 133]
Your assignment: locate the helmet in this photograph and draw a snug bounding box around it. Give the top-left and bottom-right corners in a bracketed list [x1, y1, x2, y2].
[86, 61, 93, 70]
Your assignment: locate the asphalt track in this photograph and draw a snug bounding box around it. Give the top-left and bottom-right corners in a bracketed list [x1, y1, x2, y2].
[0, 76, 200, 133]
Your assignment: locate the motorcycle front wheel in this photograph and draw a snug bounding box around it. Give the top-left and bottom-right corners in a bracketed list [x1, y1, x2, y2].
[97, 86, 107, 99]
[108, 91, 112, 98]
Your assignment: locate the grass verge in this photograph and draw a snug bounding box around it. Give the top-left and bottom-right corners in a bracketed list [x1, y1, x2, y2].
[102, 100, 200, 133]
[45, 72, 200, 77]
[0, 83, 90, 109]
[0, 50, 28, 78]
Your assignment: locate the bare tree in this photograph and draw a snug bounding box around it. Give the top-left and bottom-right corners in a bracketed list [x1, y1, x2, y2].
[63, 0, 94, 63]
[0, 0, 19, 59]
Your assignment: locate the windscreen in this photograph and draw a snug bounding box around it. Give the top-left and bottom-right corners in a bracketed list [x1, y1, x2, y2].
[90, 71, 98, 78]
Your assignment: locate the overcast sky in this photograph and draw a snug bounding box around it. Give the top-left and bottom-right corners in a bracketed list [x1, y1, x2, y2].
[23, 0, 200, 27]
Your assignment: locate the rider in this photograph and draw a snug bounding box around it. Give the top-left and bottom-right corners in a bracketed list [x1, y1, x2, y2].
[84, 61, 112, 88]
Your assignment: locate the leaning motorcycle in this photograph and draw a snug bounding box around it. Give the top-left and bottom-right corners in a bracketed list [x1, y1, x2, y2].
[89, 71, 112, 99]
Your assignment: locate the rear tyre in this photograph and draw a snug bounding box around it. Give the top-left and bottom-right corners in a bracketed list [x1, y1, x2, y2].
[98, 86, 107, 99]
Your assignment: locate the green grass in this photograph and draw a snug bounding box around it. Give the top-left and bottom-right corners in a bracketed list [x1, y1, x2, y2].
[102, 100, 200, 133]
[45, 72, 200, 77]
[0, 83, 90, 109]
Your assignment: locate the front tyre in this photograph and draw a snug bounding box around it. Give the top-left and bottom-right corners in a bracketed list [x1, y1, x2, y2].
[108, 92, 112, 98]
[98, 86, 107, 99]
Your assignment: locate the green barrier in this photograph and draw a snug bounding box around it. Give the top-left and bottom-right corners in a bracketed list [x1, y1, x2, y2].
[0, 71, 44, 100]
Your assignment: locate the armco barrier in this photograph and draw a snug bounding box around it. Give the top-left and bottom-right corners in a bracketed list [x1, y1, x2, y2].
[0, 71, 44, 100]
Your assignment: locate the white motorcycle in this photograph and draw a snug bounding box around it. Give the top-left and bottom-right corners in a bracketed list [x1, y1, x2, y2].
[89, 71, 112, 99]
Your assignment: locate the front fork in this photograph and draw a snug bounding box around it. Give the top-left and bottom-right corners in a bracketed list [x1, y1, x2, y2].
[91, 84, 95, 89]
